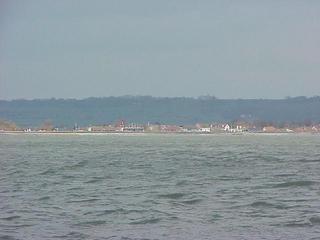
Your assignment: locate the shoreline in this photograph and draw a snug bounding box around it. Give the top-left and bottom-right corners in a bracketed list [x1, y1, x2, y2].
[0, 131, 318, 136]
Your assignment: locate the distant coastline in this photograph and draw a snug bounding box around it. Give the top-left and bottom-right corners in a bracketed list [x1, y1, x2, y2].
[1, 117, 320, 135]
[1, 96, 320, 135]
[0, 130, 318, 136]
[1, 96, 320, 129]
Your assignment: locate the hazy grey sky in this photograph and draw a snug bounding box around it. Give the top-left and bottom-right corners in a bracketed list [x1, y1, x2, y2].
[1, 0, 320, 99]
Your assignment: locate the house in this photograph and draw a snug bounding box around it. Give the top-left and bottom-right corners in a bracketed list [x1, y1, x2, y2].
[200, 127, 211, 133]
[123, 123, 144, 132]
[262, 126, 278, 133]
[144, 124, 161, 132]
[160, 125, 182, 132]
[90, 125, 117, 132]
[224, 124, 231, 132]
[182, 125, 200, 133]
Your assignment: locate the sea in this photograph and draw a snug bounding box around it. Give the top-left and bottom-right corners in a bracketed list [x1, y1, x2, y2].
[0, 133, 320, 240]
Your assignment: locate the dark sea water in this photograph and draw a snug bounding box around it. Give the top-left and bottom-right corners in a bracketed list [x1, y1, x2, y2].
[1, 133, 320, 240]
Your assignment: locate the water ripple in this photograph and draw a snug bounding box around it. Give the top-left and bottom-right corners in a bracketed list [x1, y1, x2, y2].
[1, 134, 320, 240]
[273, 180, 317, 188]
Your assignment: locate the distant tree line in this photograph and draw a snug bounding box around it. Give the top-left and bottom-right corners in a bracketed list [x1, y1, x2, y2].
[0, 119, 18, 131]
[1, 96, 320, 128]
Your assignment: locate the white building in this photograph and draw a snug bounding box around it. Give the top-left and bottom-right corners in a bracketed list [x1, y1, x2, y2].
[200, 127, 211, 133]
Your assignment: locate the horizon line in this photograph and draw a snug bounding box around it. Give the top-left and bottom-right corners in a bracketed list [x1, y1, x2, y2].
[1, 95, 319, 102]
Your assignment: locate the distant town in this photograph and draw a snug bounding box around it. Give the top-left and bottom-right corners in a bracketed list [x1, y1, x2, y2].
[1, 119, 320, 134]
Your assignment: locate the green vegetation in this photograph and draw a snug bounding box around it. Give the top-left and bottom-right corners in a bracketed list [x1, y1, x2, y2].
[38, 120, 54, 131]
[0, 119, 18, 131]
[0, 96, 320, 128]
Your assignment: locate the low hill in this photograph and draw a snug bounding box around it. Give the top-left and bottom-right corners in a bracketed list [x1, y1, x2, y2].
[0, 96, 320, 128]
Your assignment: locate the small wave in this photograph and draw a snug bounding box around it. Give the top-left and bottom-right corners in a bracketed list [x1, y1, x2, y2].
[67, 193, 83, 198]
[158, 193, 186, 199]
[84, 178, 103, 184]
[249, 201, 288, 209]
[209, 213, 223, 223]
[53, 231, 89, 239]
[67, 160, 89, 169]
[280, 198, 308, 203]
[0, 189, 10, 194]
[74, 160, 89, 167]
[0, 177, 7, 182]
[39, 168, 56, 175]
[273, 180, 317, 188]
[181, 199, 203, 205]
[67, 198, 100, 203]
[217, 176, 251, 181]
[0, 215, 20, 221]
[0, 223, 34, 228]
[260, 155, 281, 162]
[6, 170, 23, 176]
[298, 159, 320, 163]
[284, 221, 311, 228]
[309, 216, 320, 225]
[142, 199, 160, 205]
[95, 209, 118, 216]
[0, 235, 18, 240]
[129, 217, 161, 225]
[62, 175, 76, 179]
[86, 208, 147, 217]
[38, 182, 48, 188]
[67, 186, 83, 191]
[120, 237, 156, 240]
[176, 180, 188, 186]
[37, 196, 50, 201]
[76, 220, 106, 226]
[273, 173, 297, 177]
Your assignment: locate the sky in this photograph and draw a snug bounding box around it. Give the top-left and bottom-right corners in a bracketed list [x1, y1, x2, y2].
[0, 0, 320, 100]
